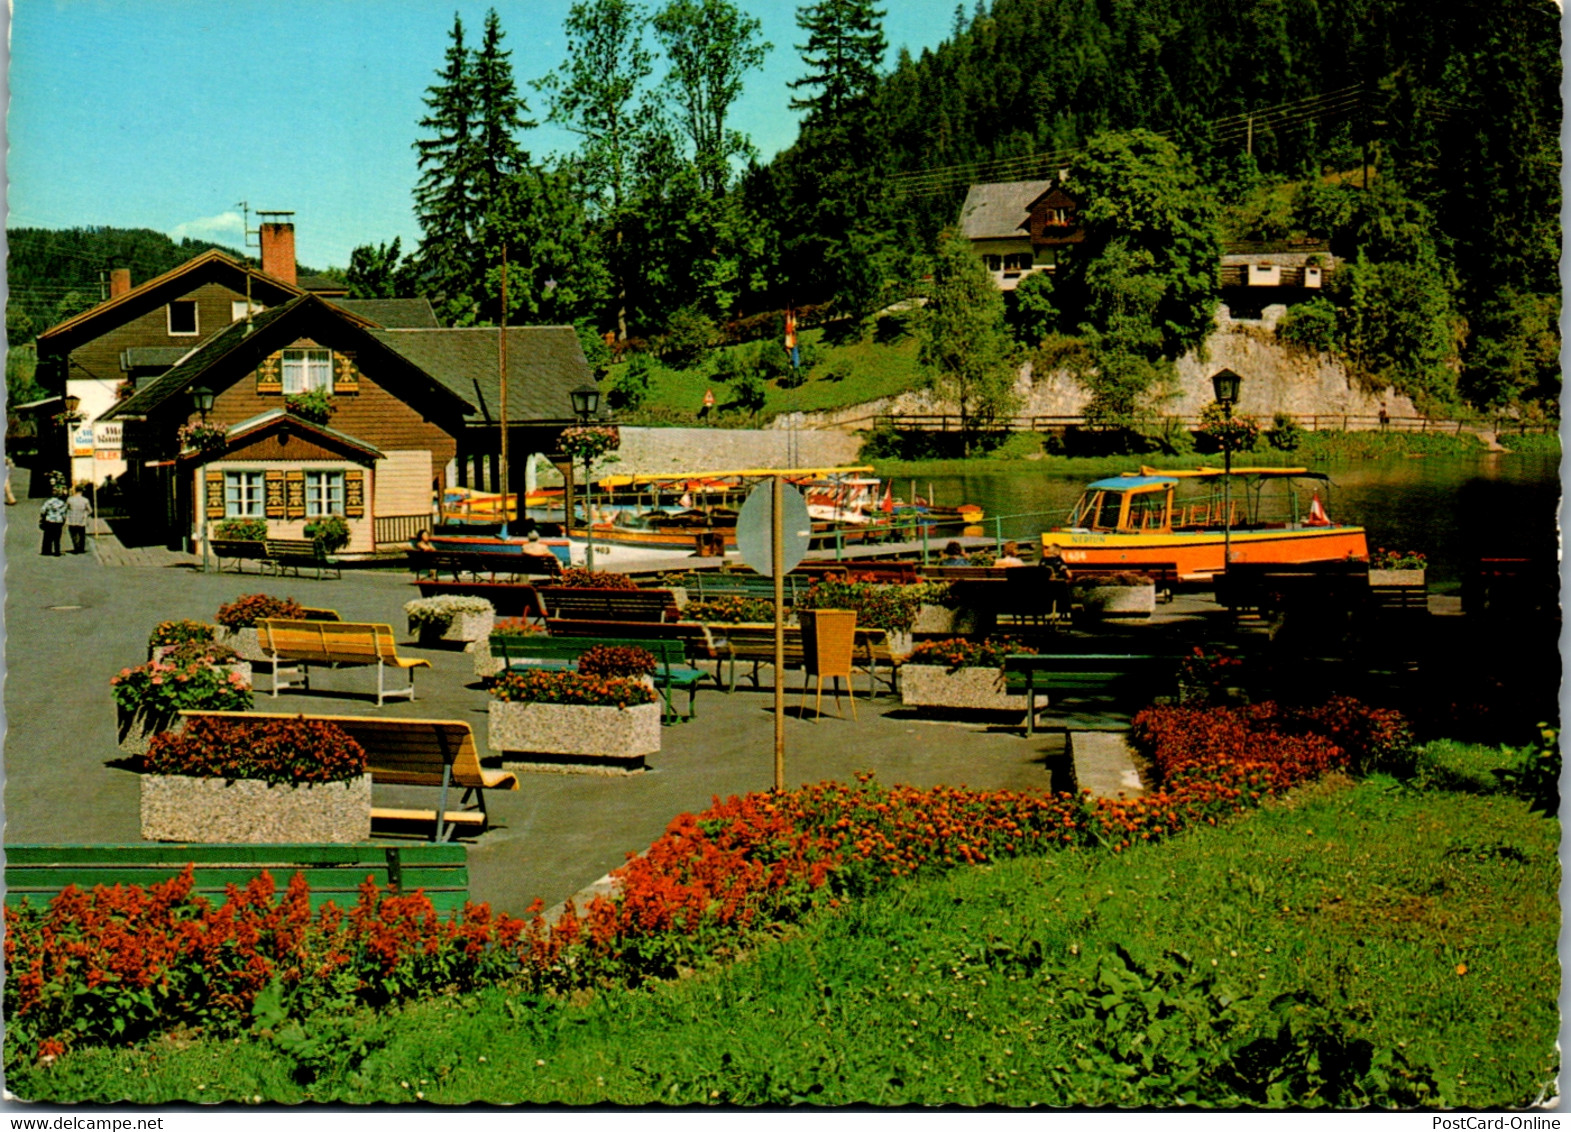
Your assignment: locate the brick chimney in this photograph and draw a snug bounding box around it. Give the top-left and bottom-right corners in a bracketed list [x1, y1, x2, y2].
[109, 268, 131, 298]
[259, 221, 297, 286]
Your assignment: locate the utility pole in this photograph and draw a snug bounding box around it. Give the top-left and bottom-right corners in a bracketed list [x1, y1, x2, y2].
[499, 243, 510, 537]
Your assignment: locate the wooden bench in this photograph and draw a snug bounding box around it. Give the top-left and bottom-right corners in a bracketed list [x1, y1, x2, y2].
[682, 571, 815, 606]
[4, 842, 471, 912]
[946, 576, 1074, 628]
[921, 565, 1013, 582]
[489, 634, 710, 722]
[410, 548, 563, 583]
[1216, 562, 1367, 621]
[265, 538, 341, 580]
[412, 579, 547, 620]
[210, 538, 270, 574]
[186, 711, 518, 842]
[1065, 561, 1180, 602]
[535, 587, 680, 623]
[256, 619, 432, 705]
[1002, 653, 1167, 735]
[544, 618, 725, 660]
[707, 622, 903, 695]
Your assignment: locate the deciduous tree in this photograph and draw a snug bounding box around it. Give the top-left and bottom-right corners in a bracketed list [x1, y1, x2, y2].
[918, 231, 1019, 454]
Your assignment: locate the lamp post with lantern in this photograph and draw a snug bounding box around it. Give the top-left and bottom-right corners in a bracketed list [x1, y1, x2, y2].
[569, 382, 602, 572]
[191, 385, 218, 569]
[1210, 368, 1243, 572]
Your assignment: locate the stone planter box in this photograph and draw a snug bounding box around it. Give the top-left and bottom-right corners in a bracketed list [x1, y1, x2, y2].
[214, 626, 268, 663]
[140, 773, 372, 843]
[472, 638, 504, 681]
[1369, 569, 1425, 588]
[1074, 582, 1156, 620]
[901, 664, 1040, 713]
[488, 700, 661, 772]
[116, 707, 186, 758]
[413, 609, 496, 649]
[911, 603, 995, 638]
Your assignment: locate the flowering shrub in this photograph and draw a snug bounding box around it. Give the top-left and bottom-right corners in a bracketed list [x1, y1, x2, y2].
[213, 518, 267, 541]
[686, 596, 778, 623]
[907, 637, 1036, 671]
[1195, 401, 1260, 452]
[1076, 571, 1154, 587]
[559, 424, 620, 462]
[109, 658, 253, 717]
[145, 716, 365, 785]
[491, 669, 657, 708]
[159, 640, 241, 668]
[1370, 547, 1427, 570]
[216, 594, 305, 630]
[491, 617, 545, 638]
[1176, 647, 1243, 705]
[303, 513, 350, 553]
[802, 579, 925, 632]
[405, 595, 494, 629]
[148, 619, 216, 650]
[4, 870, 525, 1061]
[577, 645, 657, 678]
[176, 421, 229, 455]
[555, 568, 639, 590]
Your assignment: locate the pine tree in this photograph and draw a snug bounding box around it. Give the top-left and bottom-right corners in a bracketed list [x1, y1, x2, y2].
[412, 14, 482, 324]
[789, 0, 887, 129]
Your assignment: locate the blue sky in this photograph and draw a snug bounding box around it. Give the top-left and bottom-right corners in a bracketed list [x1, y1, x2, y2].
[8, 0, 963, 273]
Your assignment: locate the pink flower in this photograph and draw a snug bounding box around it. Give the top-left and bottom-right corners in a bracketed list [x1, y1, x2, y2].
[150, 676, 163, 686]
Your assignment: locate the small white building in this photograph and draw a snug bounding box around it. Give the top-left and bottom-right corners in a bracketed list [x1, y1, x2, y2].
[958, 178, 1084, 290]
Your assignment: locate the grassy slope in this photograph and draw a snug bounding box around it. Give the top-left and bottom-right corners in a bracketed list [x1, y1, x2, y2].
[25, 775, 1558, 1107]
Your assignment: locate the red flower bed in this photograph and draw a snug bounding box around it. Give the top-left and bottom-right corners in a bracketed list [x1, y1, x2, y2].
[145, 715, 366, 785]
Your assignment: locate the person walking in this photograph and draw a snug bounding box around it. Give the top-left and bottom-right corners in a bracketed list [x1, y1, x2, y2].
[65, 484, 93, 554]
[4, 456, 15, 505]
[38, 492, 67, 556]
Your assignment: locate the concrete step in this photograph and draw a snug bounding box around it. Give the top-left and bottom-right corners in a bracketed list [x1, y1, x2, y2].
[1069, 730, 1145, 798]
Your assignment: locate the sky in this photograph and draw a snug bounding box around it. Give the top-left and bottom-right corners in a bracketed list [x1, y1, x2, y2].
[7, 0, 964, 274]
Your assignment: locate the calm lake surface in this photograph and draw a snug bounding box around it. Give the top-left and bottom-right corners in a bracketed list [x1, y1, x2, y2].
[917, 453, 1562, 588]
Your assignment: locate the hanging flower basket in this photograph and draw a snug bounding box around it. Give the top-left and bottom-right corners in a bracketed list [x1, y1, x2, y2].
[559, 424, 620, 463]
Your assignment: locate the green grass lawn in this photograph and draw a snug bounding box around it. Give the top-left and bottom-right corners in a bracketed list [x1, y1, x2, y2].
[21, 774, 1557, 1107]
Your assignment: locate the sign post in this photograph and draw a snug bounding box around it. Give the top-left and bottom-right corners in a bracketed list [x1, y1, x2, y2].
[736, 480, 811, 791]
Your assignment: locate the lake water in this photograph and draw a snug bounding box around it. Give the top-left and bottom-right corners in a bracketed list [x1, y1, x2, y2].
[916, 453, 1562, 587]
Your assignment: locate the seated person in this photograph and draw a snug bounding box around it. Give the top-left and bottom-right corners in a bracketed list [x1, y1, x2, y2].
[1039, 543, 1071, 583]
[411, 528, 438, 579]
[940, 540, 970, 567]
[994, 540, 1026, 568]
[519, 533, 560, 572]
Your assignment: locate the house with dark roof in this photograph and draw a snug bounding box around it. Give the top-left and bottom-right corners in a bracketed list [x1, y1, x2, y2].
[99, 293, 596, 554]
[958, 178, 1084, 291]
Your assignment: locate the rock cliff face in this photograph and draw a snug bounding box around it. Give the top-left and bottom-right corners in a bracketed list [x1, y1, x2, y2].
[608, 426, 862, 477]
[779, 310, 1416, 429]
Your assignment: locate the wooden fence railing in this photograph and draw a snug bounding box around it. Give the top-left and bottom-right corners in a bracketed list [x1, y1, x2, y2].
[855, 413, 1555, 436]
[374, 513, 431, 547]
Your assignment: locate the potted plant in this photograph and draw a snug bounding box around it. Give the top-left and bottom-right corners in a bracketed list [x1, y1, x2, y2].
[147, 619, 217, 661]
[303, 513, 351, 554]
[1074, 571, 1158, 620]
[487, 668, 660, 773]
[405, 595, 496, 648]
[900, 637, 1042, 713]
[1368, 547, 1426, 588]
[110, 655, 254, 757]
[140, 715, 371, 843]
[212, 517, 267, 542]
[214, 593, 305, 661]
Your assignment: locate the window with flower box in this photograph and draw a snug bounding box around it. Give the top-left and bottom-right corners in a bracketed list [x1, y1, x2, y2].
[225, 471, 264, 518]
[282, 349, 333, 394]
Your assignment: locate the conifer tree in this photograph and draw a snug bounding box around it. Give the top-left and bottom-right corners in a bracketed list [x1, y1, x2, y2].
[412, 14, 482, 323]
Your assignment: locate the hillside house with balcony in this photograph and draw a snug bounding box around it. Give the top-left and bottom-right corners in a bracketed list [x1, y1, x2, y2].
[958, 178, 1084, 290]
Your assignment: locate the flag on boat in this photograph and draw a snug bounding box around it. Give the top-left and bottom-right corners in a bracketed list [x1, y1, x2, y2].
[881, 482, 894, 514]
[1306, 492, 1331, 526]
[785, 308, 799, 369]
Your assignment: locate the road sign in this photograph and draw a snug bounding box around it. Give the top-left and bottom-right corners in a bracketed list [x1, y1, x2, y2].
[736, 480, 810, 577]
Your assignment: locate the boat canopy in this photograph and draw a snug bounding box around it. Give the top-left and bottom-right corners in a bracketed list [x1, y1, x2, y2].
[1087, 475, 1179, 492]
[1134, 465, 1331, 481]
[595, 465, 875, 488]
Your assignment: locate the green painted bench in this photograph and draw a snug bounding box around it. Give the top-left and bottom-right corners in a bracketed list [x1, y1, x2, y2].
[1002, 653, 1168, 735]
[491, 634, 711, 722]
[4, 843, 470, 913]
[682, 571, 814, 606]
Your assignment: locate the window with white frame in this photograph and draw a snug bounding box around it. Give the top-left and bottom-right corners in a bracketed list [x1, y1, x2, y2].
[282, 349, 333, 393]
[305, 470, 345, 517]
[224, 471, 264, 517]
[231, 300, 266, 323]
[168, 300, 199, 336]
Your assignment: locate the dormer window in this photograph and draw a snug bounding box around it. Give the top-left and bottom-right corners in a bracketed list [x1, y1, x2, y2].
[282, 349, 333, 393]
[168, 300, 199, 337]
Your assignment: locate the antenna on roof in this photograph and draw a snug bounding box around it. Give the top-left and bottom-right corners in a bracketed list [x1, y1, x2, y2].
[237, 201, 259, 334]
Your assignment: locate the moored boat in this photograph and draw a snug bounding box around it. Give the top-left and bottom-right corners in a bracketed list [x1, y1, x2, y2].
[1045, 465, 1368, 581]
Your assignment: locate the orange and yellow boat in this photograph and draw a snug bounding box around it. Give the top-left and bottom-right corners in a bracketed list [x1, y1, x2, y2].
[1044, 465, 1368, 581]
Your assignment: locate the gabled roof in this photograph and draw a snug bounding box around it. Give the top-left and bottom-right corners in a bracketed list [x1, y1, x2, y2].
[37, 249, 303, 352]
[959, 179, 1057, 241]
[333, 297, 441, 329]
[100, 294, 471, 423]
[365, 326, 597, 426]
[189, 408, 383, 463]
[120, 346, 194, 371]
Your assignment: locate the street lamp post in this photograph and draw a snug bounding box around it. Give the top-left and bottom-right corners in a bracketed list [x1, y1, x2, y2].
[1210, 368, 1243, 573]
[569, 382, 601, 572]
[191, 385, 217, 571]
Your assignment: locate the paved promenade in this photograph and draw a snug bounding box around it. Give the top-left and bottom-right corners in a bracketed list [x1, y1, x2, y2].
[3, 515, 1075, 917]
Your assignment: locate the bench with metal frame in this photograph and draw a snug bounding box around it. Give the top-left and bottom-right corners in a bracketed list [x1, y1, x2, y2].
[256, 619, 431, 706]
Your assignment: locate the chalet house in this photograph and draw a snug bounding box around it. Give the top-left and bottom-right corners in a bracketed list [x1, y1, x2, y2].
[958, 178, 1083, 290]
[960, 181, 1337, 312]
[98, 292, 595, 554]
[33, 221, 437, 489]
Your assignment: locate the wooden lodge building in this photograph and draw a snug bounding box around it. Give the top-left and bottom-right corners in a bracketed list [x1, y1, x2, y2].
[38, 220, 596, 552]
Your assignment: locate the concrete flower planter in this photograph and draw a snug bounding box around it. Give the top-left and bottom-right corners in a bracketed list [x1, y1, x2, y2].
[1369, 569, 1425, 588]
[213, 626, 268, 663]
[414, 609, 496, 649]
[116, 707, 186, 758]
[140, 773, 372, 843]
[472, 638, 504, 681]
[901, 664, 1023, 712]
[488, 700, 661, 772]
[911, 603, 995, 638]
[1075, 582, 1156, 620]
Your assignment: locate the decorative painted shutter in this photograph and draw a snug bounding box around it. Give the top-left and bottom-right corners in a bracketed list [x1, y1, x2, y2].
[264, 470, 287, 518]
[285, 470, 307, 519]
[333, 351, 360, 394]
[205, 470, 226, 519]
[257, 351, 284, 394]
[343, 469, 366, 517]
